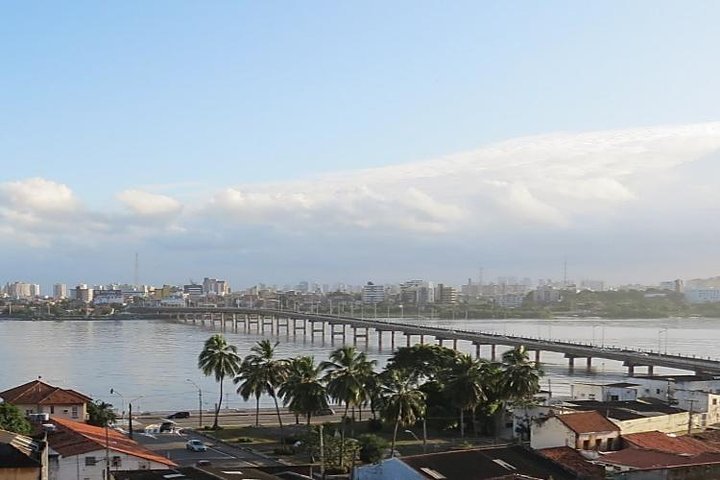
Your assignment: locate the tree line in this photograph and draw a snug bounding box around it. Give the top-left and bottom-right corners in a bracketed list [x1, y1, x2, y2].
[198, 335, 543, 470]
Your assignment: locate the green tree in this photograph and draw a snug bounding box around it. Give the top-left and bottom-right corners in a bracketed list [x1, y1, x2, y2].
[279, 356, 329, 426]
[0, 403, 31, 434]
[500, 345, 542, 404]
[235, 357, 266, 427]
[446, 354, 491, 437]
[321, 346, 376, 469]
[379, 371, 426, 457]
[357, 434, 388, 463]
[240, 340, 289, 441]
[87, 400, 118, 427]
[198, 334, 242, 429]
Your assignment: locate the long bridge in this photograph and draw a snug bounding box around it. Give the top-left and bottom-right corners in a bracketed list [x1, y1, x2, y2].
[128, 306, 720, 376]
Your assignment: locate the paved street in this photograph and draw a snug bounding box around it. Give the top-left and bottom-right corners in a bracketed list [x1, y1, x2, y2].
[137, 407, 343, 429]
[133, 429, 282, 468]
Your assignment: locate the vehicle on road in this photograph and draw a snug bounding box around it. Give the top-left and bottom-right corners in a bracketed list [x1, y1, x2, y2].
[186, 439, 208, 452]
[316, 407, 335, 416]
[167, 411, 191, 419]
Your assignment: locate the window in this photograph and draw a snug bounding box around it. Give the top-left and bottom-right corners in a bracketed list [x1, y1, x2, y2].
[50, 406, 55, 414]
[656, 389, 661, 394]
[713, 399, 718, 406]
[85, 457, 96, 466]
[111, 456, 121, 468]
[582, 440, 590, 450]
[25, 409, 33, 415]
[610, 395, 619, 401]
[71, 406, 78, 418]
[595, 439, 602, 450]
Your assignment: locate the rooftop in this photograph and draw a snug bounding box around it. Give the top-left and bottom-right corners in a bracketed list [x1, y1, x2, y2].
[623, 431, 720, 455]
[554, 411, 620, 434]
[563, 400, 685, 421]
[599, 448, 720, 470]
[48, 417, 176, 467]
[398, 444, 577, 480]
[537, 447, 604, 480]
[113, 467, 280, 480]
[0, 379, 92, 405]
[0, 429, 42, 469]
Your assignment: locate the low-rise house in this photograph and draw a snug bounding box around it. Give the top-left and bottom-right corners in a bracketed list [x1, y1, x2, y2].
[46, 418, 176, 480]
[0, 429, 48, 480]
[571, 382, 640, 402]
[355, 444, 578, 480]
[0, 380, 92, 422]
[530, 411, 621, 451]
[632, 374, 720, 427]
[536, 447, 605, 480]
[113, 467, 281, 480]
[562, 400, 689, 435]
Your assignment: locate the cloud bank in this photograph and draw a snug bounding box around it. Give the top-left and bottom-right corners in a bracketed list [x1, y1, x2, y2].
[2, 122, 720, 284]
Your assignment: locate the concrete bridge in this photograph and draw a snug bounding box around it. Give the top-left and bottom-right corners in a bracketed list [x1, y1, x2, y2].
[128, 306, 720, 376]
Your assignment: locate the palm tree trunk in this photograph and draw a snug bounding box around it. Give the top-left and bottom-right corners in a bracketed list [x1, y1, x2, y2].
[472, 407, 478, 437]
[459, 408, 465, 438]
[214, 377, 224, 429]
[307, 413, 311, 427]
[255, 396, 260, 427]
[340, 403, 350, 469]
[391, 406, 402, 458]
[272, 393, 284, 444]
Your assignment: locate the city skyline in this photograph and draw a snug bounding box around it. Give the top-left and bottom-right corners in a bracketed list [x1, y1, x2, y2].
[2, 2, 720, 286]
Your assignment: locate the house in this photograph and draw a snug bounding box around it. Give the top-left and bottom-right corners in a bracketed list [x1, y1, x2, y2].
[571, 382, 640, 402]
[46, 418, 176, 480]
[561, 400, 689, 434]
[632, 374, 720, 426]
[0, 429, 48, 480]
[537, 447, 605, 480]
[0, 380, 92, 422]
[355, 444, 578, 480]
[593, 430, 720, 479]
[530, 411, 621, 451]
[113, 467, 281, 480]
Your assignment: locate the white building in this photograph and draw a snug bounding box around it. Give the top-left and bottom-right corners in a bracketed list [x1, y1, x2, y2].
[530, 411, 621, 451]
[92, 290, 124, 305]
[47, 418, 176, 480]
[571, 382, 640, 402]
[631, 375, 720, 427]
[361, 282, 385, 304]
[685, 288, 720, 304]
[53, 284, 67, 300]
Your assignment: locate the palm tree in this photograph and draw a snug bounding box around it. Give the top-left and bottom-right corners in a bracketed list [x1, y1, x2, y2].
[321, 346, 377, 469]
[446, 354, 490, 437]
[279, 356, 329, 426]
[240, 340, 288, 440]
[500, 345, 542, 404]
[235, 358, 266, 427]
[198, 334, 242, 429]
[380, 371, 426, 457]
[87, 400, 118, 427]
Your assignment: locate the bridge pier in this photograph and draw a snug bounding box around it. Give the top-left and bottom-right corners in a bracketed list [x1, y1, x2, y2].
[586, 357, 592, 368]
[627, 364, 635, 376]
[490, 344, 496, 361]
[377, 330, 382, 350]
[453, 339, 458, 350]
[474, 342, 481, 359]
[437, 338, 445, 347]
[406, 334, 411, 347]
[420, 335, 425, 345]
[311, 321, 325, 340]
[277, 317, 289, 334]
[648, 365, 654, 376]
[567, 355, 575, 369]
[535, 350, 541, 364]
[390, 331, 395, 349]
[261, 315, 274, 334]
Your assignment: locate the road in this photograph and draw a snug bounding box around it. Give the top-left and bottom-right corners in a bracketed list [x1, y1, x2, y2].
[133, 428, 283, 468]
[137, 407, 343, 429]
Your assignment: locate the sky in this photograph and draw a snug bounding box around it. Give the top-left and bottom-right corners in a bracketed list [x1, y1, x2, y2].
[2, 1, 720, 291]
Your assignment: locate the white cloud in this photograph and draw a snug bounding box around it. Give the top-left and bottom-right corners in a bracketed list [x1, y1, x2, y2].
[117, 190, 183, 217]
[0, 177, 80, 213]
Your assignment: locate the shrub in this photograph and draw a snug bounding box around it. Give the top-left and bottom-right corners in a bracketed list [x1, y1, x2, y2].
[358, 434, 388, 464]
[236, 437, 253, 443]
[273, 445, 295, 455]
[282, 435, 301, 445]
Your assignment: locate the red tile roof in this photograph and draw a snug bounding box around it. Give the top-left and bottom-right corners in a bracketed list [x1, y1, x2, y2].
[48, 418, 176, 467]
[0, 380, 92, 405]
[555, 411, 619, 434]
[538, 447, 605, 480]
[600, 449, 720, 470]
[624, 431, 720, 455]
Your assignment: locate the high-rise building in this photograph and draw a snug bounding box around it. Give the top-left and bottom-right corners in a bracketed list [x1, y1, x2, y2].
[203, 277, 229, 296]
[53, 283, 67, 299]
[435, 284, 458, 304]
[74, 284, 93, 303]
[361, 282, 385, 304]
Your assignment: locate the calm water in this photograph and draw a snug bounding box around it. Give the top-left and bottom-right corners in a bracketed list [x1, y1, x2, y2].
[1, 316, 719, 412]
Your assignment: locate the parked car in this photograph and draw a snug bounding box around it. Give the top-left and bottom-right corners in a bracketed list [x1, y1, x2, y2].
[186, 439, 208, 452]
[316, 407, 335, 416]
[167, 411, 190, 419]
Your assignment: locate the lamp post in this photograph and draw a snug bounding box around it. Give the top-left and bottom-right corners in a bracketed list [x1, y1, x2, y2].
[186, 379, 203, 428]
[127, 396, 143, 440]
[659, 328, 668, 355]
[404, 428, 427, 453]
[109, 388, 124, 423]
[399, 304, 404, 319]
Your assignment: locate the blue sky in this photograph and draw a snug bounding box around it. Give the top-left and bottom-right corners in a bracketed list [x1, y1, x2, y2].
[2, 1, 720, 291]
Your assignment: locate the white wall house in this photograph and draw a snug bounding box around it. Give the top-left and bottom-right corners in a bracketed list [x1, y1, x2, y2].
[530, 411, 621, 451]
[47, 418, 175, 480]
[571, 382, 639, 402]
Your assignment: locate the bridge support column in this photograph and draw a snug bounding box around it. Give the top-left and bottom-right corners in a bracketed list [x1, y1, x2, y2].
[390, 331, 395, 349]
[628, 364, 635, 376]
[377, 330, 382, 350]
[586, 357, 592, 368]
[437, 338, 445, 347]
[568, 356, 575, 369]
[490, 344, 496, 361]
[353, 327, 358, 346]
[535, 350, 541, 364]
[453, 339, 458, 350]
[420, 335, 425, 345]
[647, 365, 654, 375]
[406, 334, 411, 347]
[474, 342, 481, 359]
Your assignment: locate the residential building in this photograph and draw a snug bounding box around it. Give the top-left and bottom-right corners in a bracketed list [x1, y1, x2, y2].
[73, 285, 93, 303]
[52, 284, 67, 300]
[113, 467, 281, 480]
[400, 280, 434, 306]
[4, 282, 38, 300]
[685, 288, 720, 304]
[537, 447, 605, 480]
[571, 382, 640, 402]
[435, 283, 458, 304]
[92, 290, 124, 305]
[355, 445, 578, 480]
[561, 400, 689, 435]
[632, 374, 720, 426]
[183, 284, 204, 297]
[493, 293, 525, 309]
[0, 380, 92, 422]
[46, 418, 176, 480]
[532, 285, 561, 304]
[580, 280, 605, 292]
[202, 277, 229, 296]
[0, 429, 48, 480]
[361, 282, 385, 304]
[530, 411, 621, 451]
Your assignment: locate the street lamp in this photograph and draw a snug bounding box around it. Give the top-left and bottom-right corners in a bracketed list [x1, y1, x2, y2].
[659, 328, 668, 355]
[399, 304, 404, 319]
[404, 427, 427, 453]
[126, 396, 144, 439]
[109, 388, 125, 423]
[186, 379, 203, 428]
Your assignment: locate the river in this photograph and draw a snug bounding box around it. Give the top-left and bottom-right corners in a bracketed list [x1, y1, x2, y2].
[1, 316, 718, 412]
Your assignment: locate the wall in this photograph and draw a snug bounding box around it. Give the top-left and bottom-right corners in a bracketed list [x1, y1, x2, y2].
[0, 467, 40, 480]
[54, 449, 167, 480]
[613, 412, 689, 434]
[17, 403, 87, 422]
[530, 417, 575, 450]
[576, 431, 621, 451]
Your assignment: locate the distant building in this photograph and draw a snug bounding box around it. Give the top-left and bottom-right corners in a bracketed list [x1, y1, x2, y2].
[361, 282, 385, 304]
[0, 379, 92, 422]
[74, 285, 93, 303]
[400, 280, 435, 306]
[203, 277, 229, 296]
[435, 283, 458, 304]
[4, 282, 39, 300]
[183, 284, 204, 297]
[494, 293, 525, 309]
[53, 284, 67, 300]
[659, 279, 684, 292]
[580, 280, 605, 292]
[532, 285, 561, 304]
[92, 289, 124, 305]
[684, 288, 720, 304]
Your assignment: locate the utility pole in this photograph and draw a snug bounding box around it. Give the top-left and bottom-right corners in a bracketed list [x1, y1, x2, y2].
[687, 398, 696, 434]
[128, 403, 133, 439]
[319, 424, 325, 479]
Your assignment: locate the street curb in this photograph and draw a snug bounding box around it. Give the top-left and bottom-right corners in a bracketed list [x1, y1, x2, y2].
[189, 428, 281, 464]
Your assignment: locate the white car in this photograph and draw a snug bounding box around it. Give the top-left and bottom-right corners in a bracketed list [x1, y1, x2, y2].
[186, 439, 208, 452]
